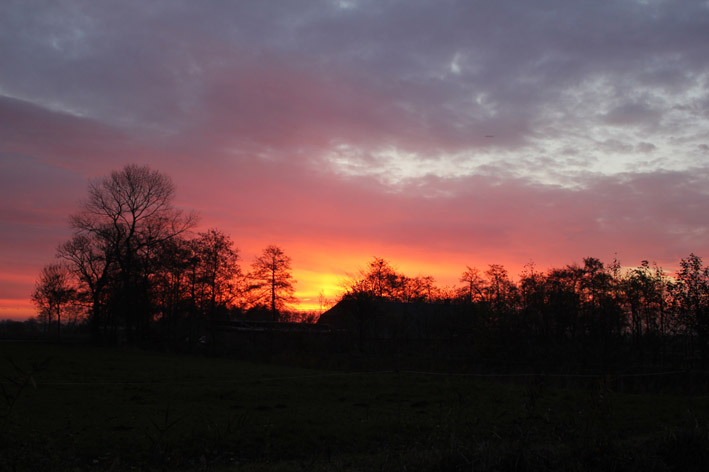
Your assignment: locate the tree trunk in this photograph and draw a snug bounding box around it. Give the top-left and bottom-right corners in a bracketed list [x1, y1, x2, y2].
[271, 270, 277, 321]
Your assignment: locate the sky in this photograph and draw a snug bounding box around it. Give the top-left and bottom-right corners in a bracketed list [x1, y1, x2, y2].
[2, 0, 709, 319]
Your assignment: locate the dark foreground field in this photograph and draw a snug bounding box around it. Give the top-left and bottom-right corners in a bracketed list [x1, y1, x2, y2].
[1, 342, 709, 471]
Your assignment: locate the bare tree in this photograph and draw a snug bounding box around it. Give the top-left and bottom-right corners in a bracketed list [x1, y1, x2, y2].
[346, 257, 399, 299]
[70, 164, 197, 266]
[484, 264, 516, 312]
[60, 164, 197, 341]
[395, 275, 436, 302]
[150, 236, 195, 339]
[57, 233, 123, 339]
[191, 229, 242, 316]
[459, 266, 485, 303]
[248, 245, 296, 320]
[672, 253, 709, 363]
[318, 290, 332, 314]
[31, 263, 76, 340]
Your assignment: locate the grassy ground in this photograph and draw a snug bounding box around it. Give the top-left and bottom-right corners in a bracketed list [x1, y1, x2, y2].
[1, 341, 709, 471]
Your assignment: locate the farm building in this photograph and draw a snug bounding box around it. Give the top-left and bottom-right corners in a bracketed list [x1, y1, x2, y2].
[317, 298, 476, 340]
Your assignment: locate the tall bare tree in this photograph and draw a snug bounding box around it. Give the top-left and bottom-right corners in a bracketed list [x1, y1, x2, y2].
[248, 245, 296, 320]
[191, 229, 242, 316]
[60, 164, 197, 341]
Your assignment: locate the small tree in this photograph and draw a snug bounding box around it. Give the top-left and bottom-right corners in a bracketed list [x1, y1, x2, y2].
[248, 245, 297, 320]
[396, 275, 436, 303]
[672, 253, 709, 363]
[346, 257, 400, 300]
[459, 266, 485, 304]
[31, 263, 76, 340]
[192, 229, 242, 317]
[484, 264, 517, 315]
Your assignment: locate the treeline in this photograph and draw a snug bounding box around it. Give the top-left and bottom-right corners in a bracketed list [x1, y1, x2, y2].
[341, 255, 709, 367]
[30, 165, 709, 367]
[31, 165, 303, 346]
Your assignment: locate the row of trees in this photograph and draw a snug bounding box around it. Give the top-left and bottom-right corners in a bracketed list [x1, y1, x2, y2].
[344, 255, 709, 365]
[31, 164, 709, 366]
[32, 165, 297, 344]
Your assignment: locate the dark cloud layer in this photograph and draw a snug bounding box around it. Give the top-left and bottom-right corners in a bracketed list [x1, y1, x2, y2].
[2, 0, 709, 316]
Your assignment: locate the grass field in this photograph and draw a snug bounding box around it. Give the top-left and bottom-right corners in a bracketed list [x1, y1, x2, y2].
[1, 341, 709, 471]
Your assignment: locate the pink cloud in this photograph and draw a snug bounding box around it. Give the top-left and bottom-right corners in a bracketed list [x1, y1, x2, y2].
[3, 1, 709, 319]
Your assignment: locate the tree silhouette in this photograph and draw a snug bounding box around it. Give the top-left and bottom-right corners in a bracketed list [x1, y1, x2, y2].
[30, 164, 709, 368]
[483, 264, 517, 316]
[248, 245, 296, 320]
[150, 236, 195, 341]
[59, 164, 197, 342]
[459, 266, 485, 304]
[345, 257, 400, 300]
[191, 229, 242, 317]
[31, 263, 76, 339]
[672, 253, 709, 364]
[57, 234, 115, 339]
[518, 262, 549, 339]
[396, 275, 436, 302]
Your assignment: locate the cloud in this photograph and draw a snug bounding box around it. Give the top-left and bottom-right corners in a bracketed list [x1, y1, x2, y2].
[2, 0, 709, 317]
[636, 142, 657, 153]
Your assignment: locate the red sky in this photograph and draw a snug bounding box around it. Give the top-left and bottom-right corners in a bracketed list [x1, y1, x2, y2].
[2, 1, 709, 319]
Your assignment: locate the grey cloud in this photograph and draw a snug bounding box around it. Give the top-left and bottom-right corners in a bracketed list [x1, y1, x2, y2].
[1, 0, 708, 185]
[3, 0, 708, 157]
[636, 142, 657, 153]
[597, 139, 635, 154]
[603, 102, 662, 128]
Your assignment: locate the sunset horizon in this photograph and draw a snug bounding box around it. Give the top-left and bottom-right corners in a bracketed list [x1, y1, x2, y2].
[3, 1, 709, 321]
[3, 5, 709, 468]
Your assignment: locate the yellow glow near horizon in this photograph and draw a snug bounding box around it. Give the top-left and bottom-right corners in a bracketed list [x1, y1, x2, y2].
[292, 269, 347, 312]
[6, 241, 538, 321]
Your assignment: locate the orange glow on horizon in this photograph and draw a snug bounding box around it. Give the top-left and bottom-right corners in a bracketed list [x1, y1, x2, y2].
[0, 298, 36, 321]
[3, 231, 646, 322]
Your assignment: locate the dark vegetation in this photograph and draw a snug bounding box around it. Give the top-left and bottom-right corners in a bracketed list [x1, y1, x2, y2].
[27, 164, 709, 372]
[7, 164, 709, 469]
[1, 342, 708, 471]
[327, 254, 709, 374]
[30, 164, 303, 349]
